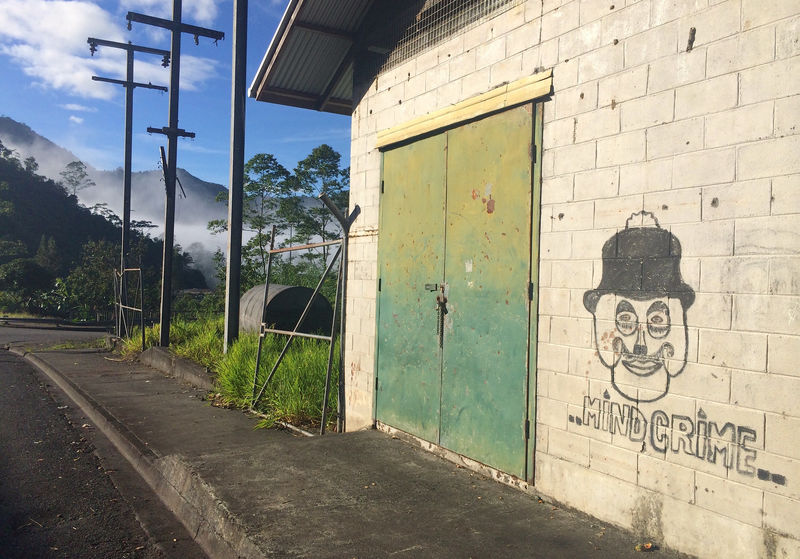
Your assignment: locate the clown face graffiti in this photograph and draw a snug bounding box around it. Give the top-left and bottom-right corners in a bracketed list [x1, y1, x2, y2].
[583, 212, 695, 403]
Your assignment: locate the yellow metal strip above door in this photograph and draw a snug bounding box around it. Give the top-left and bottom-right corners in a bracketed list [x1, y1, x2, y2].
[376, 69, 552, 150]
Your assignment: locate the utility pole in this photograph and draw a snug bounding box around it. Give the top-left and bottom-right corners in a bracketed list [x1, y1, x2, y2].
[224, 0, 248, 353]
[87, 38, 169, 337]
[127, 1, 223, 347]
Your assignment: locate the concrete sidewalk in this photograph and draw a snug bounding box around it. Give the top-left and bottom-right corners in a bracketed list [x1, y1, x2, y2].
[11, 346, 693, 559]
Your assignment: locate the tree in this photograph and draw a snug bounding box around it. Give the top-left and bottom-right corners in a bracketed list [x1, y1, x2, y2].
[35, 235, 62, 276]
[59, 160, 95, 197]
[65, 240, 117, 320]
[0, 258, 54, 298]
[23, 156, 38, 174]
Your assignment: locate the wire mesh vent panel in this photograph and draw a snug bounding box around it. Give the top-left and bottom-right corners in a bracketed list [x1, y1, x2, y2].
[381, 0, 525, 72]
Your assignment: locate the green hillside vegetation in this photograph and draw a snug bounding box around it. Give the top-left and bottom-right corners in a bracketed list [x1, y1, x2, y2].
[0, 138, 204, 319]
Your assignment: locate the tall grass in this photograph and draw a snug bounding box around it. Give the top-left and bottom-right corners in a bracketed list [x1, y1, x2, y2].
[122, 315, 339, 429]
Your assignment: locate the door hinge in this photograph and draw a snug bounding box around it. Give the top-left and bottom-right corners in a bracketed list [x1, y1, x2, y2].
[378, 278, 382, 292]
[381, 180, 385, 193]
[525, 419, 530, 440]
[528, 282, 534, 301]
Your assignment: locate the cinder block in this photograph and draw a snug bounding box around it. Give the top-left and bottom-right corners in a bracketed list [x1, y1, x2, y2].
[702, 180, 772, 221]
[624, 21, 679, 68]
[643, 187, 702, 225]
[448, 50, 476, 80]
[733, 294, 800, 336]
[600, 1, 650, 45]
[590, 439, 639, 484]
[685, 292, 733, 329]
[647, 49, 707, 94]
[735, 214, 800, 255]
[593, 193, 643, 228]
[549, 315, 593, 348]
[699, 256, 770, 294]
[695, 472, 765, 527]
[673, 148, 736, 188]
[705, 102, 775, 149]
[753, 449, 800, 501]
[540, 231, 573, 260]
[575, 106, 620, 144]
[775, 94, 800, 137]
[647, 117, 704, 159]
[506, 17, 542, 56]
[675, 74, 738, 120]
[579, 0, 613, 25]
[637, 453, 695, 502]
[598, 65, 649, 107]
[542, 174, 574, 204]
[681, 0, 742, 48]
[536, 396, 570, 429]
[574, 167, 619, 200]
[488, 4, 525, 39]
[731, 370, 800, 416]
[460, 67, 490, 100]
[743, 0, 800, 28]
[538, 285, 571, 318]
[541, 0, 580, 42]
[552, 141, 597, 175]
[619, 159, 674, 194]
[707, 25, 775, 78]
[476, 35, 506, 70]
[766, 413, 800, 460]
[740, 57, 800, 105]
[578, 43, 624, 82]
[550, 199, 596, 231]
[547, 428, 591, 466]
[652, 0, 709, 26]
[543, 117, 576, 149]
[551, 259, 594, 288]
[555, 82, 599, 119]
[764, 493, 800, 540]
[558, 19, 601, 61]
[597, 130, 646, 166]
[620, 90, 675, 132]
[553, 57, 579, 91]
[776, 15, 800, 58]
[490, 52, 524, 88]
[668, 362, 731, 404]
[698, 329, 767, 371]
[770, 257, 800, 295]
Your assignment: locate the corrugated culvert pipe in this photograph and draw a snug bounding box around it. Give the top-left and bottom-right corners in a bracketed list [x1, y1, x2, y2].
[239, 284, 333, 335]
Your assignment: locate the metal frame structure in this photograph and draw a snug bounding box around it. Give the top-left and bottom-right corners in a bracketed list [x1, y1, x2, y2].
[114, 267, 146, 351]
[250, 196, 359, 435]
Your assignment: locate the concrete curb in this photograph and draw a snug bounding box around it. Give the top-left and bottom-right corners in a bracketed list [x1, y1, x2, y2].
[11, 347, 266, 559]
[139, 347, 215, 391]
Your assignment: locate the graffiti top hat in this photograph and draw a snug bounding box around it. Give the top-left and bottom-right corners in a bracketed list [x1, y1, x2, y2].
[583, 211, 695, 313]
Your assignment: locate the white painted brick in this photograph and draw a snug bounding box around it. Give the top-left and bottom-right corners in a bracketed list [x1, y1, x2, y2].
[539, 315, 552, 344]
[619, 159, 674, 194]
[575, 106, 620, 142]
[638, 454, 695, 502]
[593, 193, 643, 228]
[476, 35, 507, 70]
[754, 450, 800, 501]
[686, 292, 733, 329]
[770, 257, 800, 295]
[620, 90, 675, 131]
[590, 440, 638, 484]
[647, 117, 704, 158]
[424, 63, 450, 92]
[542, 174, 574, 204]
[488, 4, 525, 38]
[600, 0, 651, 44]
[542, 148, 555, 179]
[506, 18, 542, 56]
[570, 227, 617, 259]
[460, 67, 490, 100]
[672, 148, 736, 188]
[539, 286, 572, 317]
[579, 0, 612, 24]
[776, 15, 800, 58]
[548, 428, 592, 465]
[735, 214, 800, 255]
[699, 257, 770, 294]
[449, 50, 476, 80]
[541, 1, 580, 42]
[668, 362, 731, 403]
[743, 0, 800, 28]
[652, 0, 706, 26]
[551, 259, 594, 287]
[539, 37, 561, 69]
[647, 49, 707, 93]
[740, 57, 800, 106]
[775, 94, 800, 137]
[543, 117, 576, 149]
[541, 230, 573, 261]
[643, 187, 702, 224]
[624, 21, 679, 68]
[553, 141, 597, 175]
[537, 396, 570, 429]
[695, 473, 765, 527]
[490, 52, 523, 88]
[699, 401, 766, 448]
[598, 65, 649, 107]
[574, 167, 619, 199]
[681, 0, 742, 48]
[705, 102, 775, 149]
[675, 73, 738, 120]
[553, 57, 580, 91]
[731, 371, 800, 416]
[764, 493, 800, 540]
[597, 130, 646, 166]
[771, 174, 800, 215]
[766, 414, 800, 460]
[707, 25, 775, 77]
[549, 315, 593, 347]
[734, 294, 800, 336]
[551, 199, 596, 231]
[578, 43, 624, 82]
[559, 19, 602, 61]
[698, 329, 767, 370]
[702, 180, 772, 221]
[555, 82, 599, 118]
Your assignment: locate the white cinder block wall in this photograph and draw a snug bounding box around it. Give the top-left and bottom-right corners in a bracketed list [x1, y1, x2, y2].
[345, 2, 800, 557]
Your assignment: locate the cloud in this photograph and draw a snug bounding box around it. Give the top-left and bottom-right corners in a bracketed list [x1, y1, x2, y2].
[69, 115, 85, 124]
[0, 0, 219, 100]
[60, 103, 98, 112]
[274, 127, 352, 144]
[120, 0, 219, 26]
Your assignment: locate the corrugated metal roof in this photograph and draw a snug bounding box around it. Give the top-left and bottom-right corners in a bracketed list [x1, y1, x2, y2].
[249, 0, 374, 115]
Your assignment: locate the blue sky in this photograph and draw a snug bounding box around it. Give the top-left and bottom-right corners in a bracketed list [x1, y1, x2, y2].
[0, 0, 351, 186]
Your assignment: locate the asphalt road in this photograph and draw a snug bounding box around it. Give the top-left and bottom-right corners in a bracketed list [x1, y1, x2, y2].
[0, 326, 206, 559]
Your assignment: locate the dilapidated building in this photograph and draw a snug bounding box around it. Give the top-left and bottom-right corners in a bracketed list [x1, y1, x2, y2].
[250, 1, 800, 557]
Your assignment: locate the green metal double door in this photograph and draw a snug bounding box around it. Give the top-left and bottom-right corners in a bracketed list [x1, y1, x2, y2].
[376, 103, 540, 479]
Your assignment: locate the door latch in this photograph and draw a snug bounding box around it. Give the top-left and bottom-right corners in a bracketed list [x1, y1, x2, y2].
[435, 285, 448, 348]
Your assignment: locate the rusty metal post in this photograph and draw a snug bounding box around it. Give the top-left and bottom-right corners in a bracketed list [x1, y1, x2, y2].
[224, 0, 248, 353]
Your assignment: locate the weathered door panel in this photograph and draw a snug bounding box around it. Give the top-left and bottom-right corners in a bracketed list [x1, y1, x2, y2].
[440, 104, 533, 477]
[375, 133, 446, 442]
